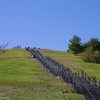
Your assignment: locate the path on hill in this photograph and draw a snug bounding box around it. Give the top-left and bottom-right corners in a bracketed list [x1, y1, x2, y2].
[26, 48, 100, 100]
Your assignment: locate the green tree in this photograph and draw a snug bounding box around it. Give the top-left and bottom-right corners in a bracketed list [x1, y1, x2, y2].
[88, 38, 100, 51]
[68, 35, 82, 56]
[81, 38, 100, 52]
[81, 42, 90, 52]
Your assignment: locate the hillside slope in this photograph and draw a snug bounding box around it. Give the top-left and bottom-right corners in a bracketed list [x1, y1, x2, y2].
[0, 49, 85, 100]
[38, 49, 100, 78]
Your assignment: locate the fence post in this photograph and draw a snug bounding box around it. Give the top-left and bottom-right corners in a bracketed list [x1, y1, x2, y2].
[99, 81, 100, 90]
[82, 86, 84, 94]
[90, 94, 91, 100]
[95, 76, 96, 85]
[93, 76, 95, 84]
[67, 77, 68, 83]
[88, 76, 90, 84]
[82, 70, 84, 77]
[77, 86, 78, 93]
[78, 72, 79, 77]
[61, 70, 62, 77]
[62, 71, 63, 78]
[85, 73, 86, 80]
[75, 73, 76, 77]
[78, 87, 80, 93]
[74, 82, 75, 89]
[85, 88, 86, 98]
[70, 76, 72, 83]
[68, 69, 69, 73]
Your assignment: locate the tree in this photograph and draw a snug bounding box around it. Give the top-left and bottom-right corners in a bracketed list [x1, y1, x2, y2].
[68, 35, 82, 56]
[88, 38, 100, 51]
[81, 42, 90, 52]
[81, 38, 100, 52]
[0, 42, 9, 55]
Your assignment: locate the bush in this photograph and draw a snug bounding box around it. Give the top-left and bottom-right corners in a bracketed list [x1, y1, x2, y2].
[80, 47, 100, 63]
[93, 51, 100, 63]
[80, 47, 95, 62]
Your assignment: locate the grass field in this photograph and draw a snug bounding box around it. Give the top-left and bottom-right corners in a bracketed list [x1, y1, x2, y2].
[0, 49, 85, 100]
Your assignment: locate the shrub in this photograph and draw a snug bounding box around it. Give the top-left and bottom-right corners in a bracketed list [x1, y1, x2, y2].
[93, 51, 100, 63]
[80, 47, 100, 63]
[80, 47, 95, 62]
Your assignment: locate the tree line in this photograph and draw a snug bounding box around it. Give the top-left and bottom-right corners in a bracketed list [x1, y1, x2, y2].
[68, 35, 100, 63]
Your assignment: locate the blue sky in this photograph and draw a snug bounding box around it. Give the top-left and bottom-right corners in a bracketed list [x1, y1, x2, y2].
[0, 0, 100, 51]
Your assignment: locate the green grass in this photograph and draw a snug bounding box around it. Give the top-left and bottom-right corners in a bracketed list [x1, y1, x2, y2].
[0, 49, 85, 100]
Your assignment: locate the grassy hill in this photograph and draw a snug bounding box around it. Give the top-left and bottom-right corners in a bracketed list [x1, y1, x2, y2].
[0, 49, 86, 100]
[38, 49, 100, 78]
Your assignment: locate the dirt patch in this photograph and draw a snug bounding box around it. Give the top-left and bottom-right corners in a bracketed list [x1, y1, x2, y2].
[47, 84, 56, 89]
[0, 88, 3, 93]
